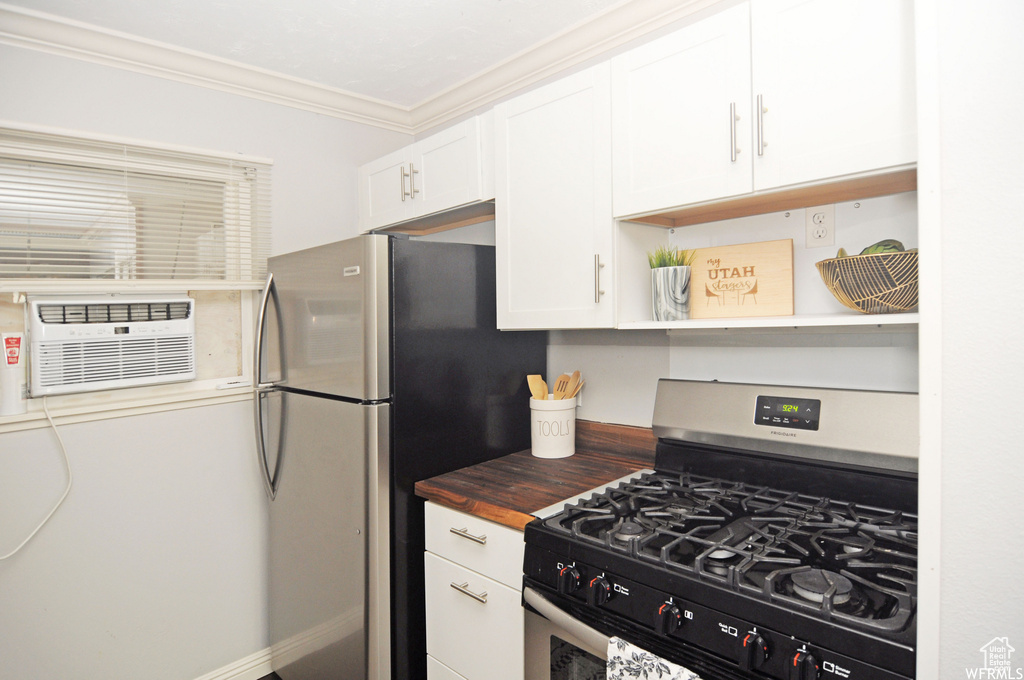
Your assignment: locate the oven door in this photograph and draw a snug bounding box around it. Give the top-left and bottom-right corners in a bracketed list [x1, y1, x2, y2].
[524, 587, 609, 680]
[524, 585, 767, 680]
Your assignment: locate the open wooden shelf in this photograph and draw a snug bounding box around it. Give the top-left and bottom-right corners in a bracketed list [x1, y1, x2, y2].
[373, 200, 495, 236]
[617, 312, 919, 332]
[621, 168, 917, 229]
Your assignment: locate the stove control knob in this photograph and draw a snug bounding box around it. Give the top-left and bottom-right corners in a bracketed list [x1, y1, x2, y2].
[655, 602, 682, 636]
[740, 633, 770, 670]
[789, 651, 820, 680]
[586, 576, 612, 606]
[557, 566, 581, 594]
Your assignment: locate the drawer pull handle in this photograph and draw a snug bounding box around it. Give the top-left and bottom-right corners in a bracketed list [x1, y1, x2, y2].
[450, 527, 487, 545]
[451, 581, 488, 604]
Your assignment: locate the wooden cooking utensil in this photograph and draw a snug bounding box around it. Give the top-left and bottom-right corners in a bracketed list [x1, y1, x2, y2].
[527, 374, 547, 400]
[552, 373, 571, 400]
[565, 370, 581, 398]
[569, 379, 585, 399]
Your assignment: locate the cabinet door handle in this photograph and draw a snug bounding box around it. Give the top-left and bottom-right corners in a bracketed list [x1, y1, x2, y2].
[409, 162, 420, 198]
[450, 581, 488, 604]
[730, 102, 740, 162]
[400, 165, 410, 201]
[594, 254, 605, 303]
[756, 94, 767, 156]
[450, 526, 487, 544]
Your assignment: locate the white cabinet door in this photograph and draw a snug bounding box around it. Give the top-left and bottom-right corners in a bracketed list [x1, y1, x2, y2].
[358, 115, 494, 231]
[495, 64, 614, 329]
[612, 3, 753, 217]
[750, 0, 916, 190]
[424, 552, 524, 680]
[413, 115, 489, 218]
[358, 146, 411, 230]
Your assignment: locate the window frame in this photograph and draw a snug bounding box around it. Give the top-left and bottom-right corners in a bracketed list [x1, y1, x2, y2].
[0, 122, 271, 431]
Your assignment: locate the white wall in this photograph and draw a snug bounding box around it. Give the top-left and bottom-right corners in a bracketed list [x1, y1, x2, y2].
[0, 44, 409, 680]
[551, 328, 918, 428]
[918, 0, 1024, 675]
[0, 403, 263, 680]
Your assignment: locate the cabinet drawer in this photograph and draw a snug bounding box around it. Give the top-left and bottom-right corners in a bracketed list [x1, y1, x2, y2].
[424, 503, 525, 589]
[424, 552, 524, 680]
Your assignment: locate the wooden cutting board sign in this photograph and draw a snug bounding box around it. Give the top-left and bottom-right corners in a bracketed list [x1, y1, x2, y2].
[690, 239, 794, 319]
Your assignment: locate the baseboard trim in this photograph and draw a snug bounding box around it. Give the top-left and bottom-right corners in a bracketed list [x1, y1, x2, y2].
[193, 648, 273, 680]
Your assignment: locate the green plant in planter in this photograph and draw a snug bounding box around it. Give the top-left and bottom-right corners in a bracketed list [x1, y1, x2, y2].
[648, 245, 697, 268]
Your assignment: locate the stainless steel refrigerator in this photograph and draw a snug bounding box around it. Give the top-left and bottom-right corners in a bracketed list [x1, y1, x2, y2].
[253, 234, 546, 680]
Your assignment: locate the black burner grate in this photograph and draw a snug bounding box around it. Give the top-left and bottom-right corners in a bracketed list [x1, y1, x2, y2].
[543, 471, 917, 634]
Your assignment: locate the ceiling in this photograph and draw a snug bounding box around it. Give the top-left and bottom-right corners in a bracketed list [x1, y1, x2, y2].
[0, 0, 717, 132]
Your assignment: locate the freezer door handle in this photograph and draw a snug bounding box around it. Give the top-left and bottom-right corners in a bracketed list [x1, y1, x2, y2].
[254, 273, 280, 500]
[254, 272, 276, 390]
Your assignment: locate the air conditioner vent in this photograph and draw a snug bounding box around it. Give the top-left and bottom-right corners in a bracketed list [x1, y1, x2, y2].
[28, 295, 196, 396]
[36, 301, 192, 325]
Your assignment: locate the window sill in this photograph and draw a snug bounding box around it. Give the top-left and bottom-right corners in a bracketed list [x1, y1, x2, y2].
[0, 379, 253, 434]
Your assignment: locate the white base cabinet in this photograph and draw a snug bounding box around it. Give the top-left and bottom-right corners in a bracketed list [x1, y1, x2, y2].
[358, 113, 494, 231]
[424, 503, 525, 680]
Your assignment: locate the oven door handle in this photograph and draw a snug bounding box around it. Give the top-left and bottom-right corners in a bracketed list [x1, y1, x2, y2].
[523, 587, 612, 653]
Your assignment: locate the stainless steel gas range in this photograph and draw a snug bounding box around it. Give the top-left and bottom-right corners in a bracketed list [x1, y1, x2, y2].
[523, 379, 918, 680]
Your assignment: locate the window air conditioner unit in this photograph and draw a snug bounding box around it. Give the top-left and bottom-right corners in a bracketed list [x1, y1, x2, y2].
[28, 295, 196, 396]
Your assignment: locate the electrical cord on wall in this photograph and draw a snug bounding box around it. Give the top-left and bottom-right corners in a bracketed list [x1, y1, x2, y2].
[0, 397, 73, 561]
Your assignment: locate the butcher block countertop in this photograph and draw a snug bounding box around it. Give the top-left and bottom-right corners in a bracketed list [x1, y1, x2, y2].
[415, 421, 656, 531]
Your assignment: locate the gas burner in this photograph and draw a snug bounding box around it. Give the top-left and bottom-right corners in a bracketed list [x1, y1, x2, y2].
[662, 498, 697, 517]
[841, 535, 874, 555]
[612, 520, 648, 542]
[791, 569, 854, 605]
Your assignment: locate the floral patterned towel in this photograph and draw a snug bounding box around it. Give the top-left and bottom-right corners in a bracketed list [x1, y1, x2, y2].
[606, 637, 702, 680]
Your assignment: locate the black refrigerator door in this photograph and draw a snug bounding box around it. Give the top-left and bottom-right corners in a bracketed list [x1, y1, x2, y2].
[388, 237, 547, 680]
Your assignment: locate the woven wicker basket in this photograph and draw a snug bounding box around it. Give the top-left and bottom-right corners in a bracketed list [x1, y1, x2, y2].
[815, 251, 919, 314]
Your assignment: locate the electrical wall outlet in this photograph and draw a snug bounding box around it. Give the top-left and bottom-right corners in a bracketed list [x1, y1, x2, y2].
[805, 204, 835, 247]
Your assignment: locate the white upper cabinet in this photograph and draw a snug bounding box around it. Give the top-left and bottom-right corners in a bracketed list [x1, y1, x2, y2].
[495, 64, 615, 330]
[612, 3, 753, 217]
[360, 147, 410, 229]
[750, 0, 916, 191]
[358, 113, 494, 231]
[612, 0, 916, 218]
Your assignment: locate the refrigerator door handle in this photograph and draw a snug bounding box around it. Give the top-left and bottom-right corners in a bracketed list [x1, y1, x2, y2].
[254, 273, 280, 500]
[254, 389, 278, 500]
[254, 272, 278, 391]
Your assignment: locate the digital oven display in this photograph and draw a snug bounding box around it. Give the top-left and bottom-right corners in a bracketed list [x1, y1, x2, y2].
[754, 395, 821, 431]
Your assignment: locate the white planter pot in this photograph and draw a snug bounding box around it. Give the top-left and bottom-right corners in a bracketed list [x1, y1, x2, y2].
[651, 266, 691, 321]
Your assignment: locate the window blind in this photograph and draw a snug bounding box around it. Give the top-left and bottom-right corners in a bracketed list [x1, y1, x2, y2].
[0, 126, 271, 287]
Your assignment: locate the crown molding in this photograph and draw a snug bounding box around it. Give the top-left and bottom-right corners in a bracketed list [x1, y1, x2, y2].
[0, 3, 414, 132]
[410, 0, 724, 132]
[0, 0, 723, 135]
